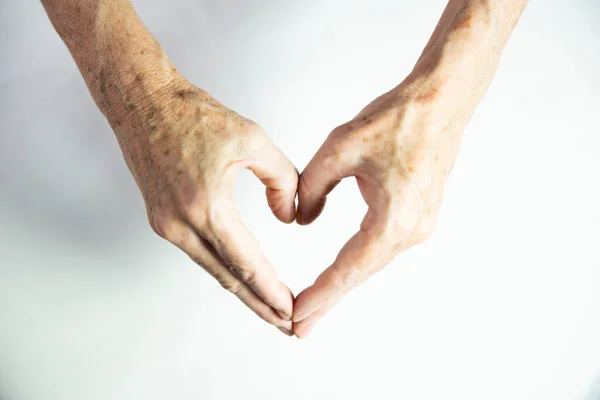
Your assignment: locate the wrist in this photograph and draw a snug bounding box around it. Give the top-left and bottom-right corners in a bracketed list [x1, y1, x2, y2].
[408, 7, 498, 91]
[397, 4, 510, 118]
[403, 0, 525, 107]
[51, 1, 180, 120]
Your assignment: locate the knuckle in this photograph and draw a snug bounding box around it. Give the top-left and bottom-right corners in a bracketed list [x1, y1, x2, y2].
[412, 226, 434, 245]
[234, 119, 263, 143]
[181, 203, 209, 231]
[377, 108, 400, 125]
[331, 122, 353, 137]
[227, 264, 256, 285]
[203, 204, 225, 234]
[181, 196, 225, 237]
[411, 213, 438, 245]
[152, 211, 179, 242]
[219, 278, 244, 296]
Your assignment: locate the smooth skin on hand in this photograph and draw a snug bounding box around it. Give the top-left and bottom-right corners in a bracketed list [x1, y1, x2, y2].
[41, 0, 298, 335]
[293, 0, 529, 338]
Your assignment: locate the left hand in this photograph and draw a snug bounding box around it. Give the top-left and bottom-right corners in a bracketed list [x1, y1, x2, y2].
[293, 78, 468, 338]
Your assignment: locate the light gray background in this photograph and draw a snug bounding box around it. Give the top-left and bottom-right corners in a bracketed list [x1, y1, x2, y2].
[1, 1, 599, 399]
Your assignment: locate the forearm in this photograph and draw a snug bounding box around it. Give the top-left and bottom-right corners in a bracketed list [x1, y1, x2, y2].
[403, 0, 527, 116]
[41, 0, 179, 122]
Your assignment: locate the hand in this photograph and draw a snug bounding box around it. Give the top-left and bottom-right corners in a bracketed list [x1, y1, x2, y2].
[290, 0, 527, 338]
[42, 0, 298, 333]
[42, 0, 525, 339]
[109, 76, 298, 335]
[293, 79, 466, 338]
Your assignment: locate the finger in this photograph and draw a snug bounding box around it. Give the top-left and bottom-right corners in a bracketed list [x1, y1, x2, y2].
[296, 130, 357, 225]
[293, 301, 334, 339]
[198, 204, 295, 320]
[233, 275, 293, 333]
[293, 208, 395, 325]
[245, 135, 299, 224]
[173, 221, 293, 331]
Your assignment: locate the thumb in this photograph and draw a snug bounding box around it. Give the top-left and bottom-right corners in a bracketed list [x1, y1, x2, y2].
[245, 134, 299, 224]
[297, 132, 356, 225]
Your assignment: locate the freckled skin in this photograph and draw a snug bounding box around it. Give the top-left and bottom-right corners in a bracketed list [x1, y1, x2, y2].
[40, 0, 528, 338]
[456, 12, 473, 30]
[41, 0, 300, 333]
[292, 0, 528, 338]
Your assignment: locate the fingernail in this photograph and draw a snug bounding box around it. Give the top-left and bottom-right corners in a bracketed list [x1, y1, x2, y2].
[277, 327, 294, 337]
[276, 308, 292, 321]
[292, 311, 311, 323]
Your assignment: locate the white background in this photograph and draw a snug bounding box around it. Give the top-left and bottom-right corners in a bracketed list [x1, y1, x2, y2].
[1, 1, 599, 399]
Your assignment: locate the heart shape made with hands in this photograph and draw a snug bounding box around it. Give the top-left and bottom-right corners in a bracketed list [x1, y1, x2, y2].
[131, 80, 446, 339]
[42, 0, 521, 341]
[234, 88, 445, 339]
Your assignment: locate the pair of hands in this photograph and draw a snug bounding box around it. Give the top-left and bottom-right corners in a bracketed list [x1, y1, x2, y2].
[40, 0, 526, 339]
[112, 72, 456, 338]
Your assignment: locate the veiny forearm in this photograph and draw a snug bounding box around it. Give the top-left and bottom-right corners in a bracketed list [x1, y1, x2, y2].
[404, 0, 528, 119]
[41, 0, 178, 122]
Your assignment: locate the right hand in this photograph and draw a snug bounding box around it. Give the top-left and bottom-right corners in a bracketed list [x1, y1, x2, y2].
[107, 75, 297, 335]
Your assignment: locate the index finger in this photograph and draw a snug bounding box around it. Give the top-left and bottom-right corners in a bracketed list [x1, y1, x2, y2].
[199, 204, 294, 320]
[292, 208, 403, 337]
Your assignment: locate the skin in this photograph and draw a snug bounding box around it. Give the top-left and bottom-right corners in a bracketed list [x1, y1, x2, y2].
[40, 0, 527, 338]
[41, 0, 298, 335]
[293, 0, 528, 337]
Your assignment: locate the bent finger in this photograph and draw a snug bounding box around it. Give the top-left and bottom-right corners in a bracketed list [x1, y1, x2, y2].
[246, 133, 299, 223]
[297, 129, 357, 225]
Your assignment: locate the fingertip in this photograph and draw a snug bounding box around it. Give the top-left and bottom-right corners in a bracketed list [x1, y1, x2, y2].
[277, 327, 294, 337]
[295, 205, 309, 226]
[294, 328, 311, 339]
[291, 287, 317, 323]
[275, 305, 294, 330]
[275, 283, 294, 320]
[283, 199, 297, 224]
[266, 187, 297, 224]
[295, 198, 325, 226]
[294, 328, 308, 339]
[249, 143, 298, 224]
[274, 209, 295, 225]
[277, 319, 293, 332]
[293, 315, 319, 339]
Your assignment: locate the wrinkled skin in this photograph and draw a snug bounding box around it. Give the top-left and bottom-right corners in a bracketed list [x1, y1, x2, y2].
[111, 77, 298, 334]
[293, 79, 468, 338]
[41, 0, 527, 338]
[288, 0, 528, 339]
